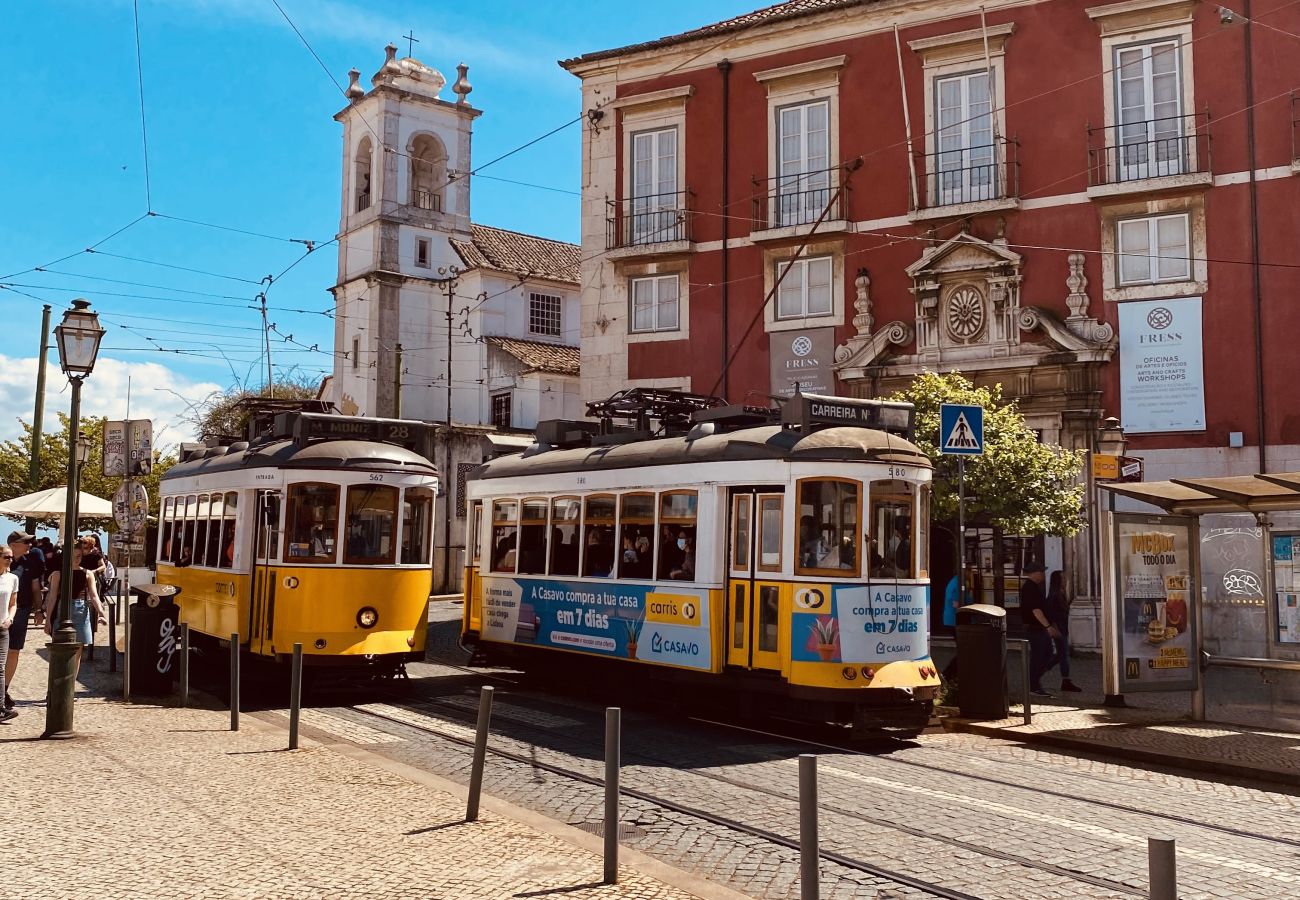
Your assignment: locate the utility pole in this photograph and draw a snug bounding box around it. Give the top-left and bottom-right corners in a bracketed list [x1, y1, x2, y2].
[393, 343, 403, 418]
[258, 291, 273, 397]
[26, 305, 51, 535]
[436, 266, 459, 594]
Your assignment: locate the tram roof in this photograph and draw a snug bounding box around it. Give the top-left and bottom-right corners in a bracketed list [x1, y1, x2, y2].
[471, 424, 931, 481]
[162, 438, 439, 481]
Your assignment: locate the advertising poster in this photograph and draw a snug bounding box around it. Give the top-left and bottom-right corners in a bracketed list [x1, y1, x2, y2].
[480, 577, 712, 672]
[1272, 535, 1300, 644]
[103, 420, 128, 476]
[1117, 297, 1206, 433]
[769, 327, 835, 398]
[789, 583, 928, 665]
[1112, 515, 1200, 692]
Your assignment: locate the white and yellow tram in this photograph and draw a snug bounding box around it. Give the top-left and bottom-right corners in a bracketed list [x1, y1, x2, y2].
[464, 392, 941, 736]
[156, 413, 438, 670]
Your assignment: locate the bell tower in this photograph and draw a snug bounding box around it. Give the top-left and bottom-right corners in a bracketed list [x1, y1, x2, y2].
[331, 43, 479, 417]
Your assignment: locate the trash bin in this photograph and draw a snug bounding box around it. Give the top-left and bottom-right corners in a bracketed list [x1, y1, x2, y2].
[955, 603, 1008, 720]
[128, 584, 182, 696]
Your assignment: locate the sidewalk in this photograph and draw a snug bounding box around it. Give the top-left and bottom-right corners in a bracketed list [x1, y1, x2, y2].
[0, 635, 744, 900]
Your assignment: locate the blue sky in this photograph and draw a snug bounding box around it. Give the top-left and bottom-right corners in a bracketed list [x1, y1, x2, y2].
[1, 0, 754, 447]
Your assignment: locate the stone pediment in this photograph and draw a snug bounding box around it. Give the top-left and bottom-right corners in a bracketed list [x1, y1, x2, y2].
[905, 231, 1021, 278]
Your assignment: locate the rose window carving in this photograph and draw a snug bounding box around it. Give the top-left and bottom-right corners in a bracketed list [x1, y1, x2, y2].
[945, 285, 986, 342]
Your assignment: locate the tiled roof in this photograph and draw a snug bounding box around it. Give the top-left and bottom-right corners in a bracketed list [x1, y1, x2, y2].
[487, 337, 581, 376]
[560, 0, 875, 67]
[451, 224, 579, 284]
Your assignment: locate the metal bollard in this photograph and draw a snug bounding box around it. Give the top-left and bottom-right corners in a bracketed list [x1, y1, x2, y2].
[799, 754, 820, 900]
[229, 633, 240, 732]
[178, 622, 189, 708]
[465, 685, 495, 822]
[1148, 837, 1177, 900]
[288, 642, 303, 750]
[1016, 638, 1032, 725]
[107, 602, 117, 674]
[123, 598, 131, 702]
[603, 707, 621, 885]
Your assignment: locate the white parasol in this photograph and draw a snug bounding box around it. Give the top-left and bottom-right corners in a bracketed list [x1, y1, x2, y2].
[0, 486, 114, 542]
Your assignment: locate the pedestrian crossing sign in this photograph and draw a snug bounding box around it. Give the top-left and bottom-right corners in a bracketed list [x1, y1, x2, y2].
[939, 404, 984, 455]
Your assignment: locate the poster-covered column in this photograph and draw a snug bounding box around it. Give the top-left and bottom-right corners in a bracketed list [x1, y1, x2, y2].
[1101, 513, 1201, 698]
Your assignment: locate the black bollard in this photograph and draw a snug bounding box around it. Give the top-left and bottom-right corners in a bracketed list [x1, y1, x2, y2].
[178, 622, 189, 708]
[603, 707, 621, 885]
[288, 643, 303, 750]
[230, 633, 240, 732]
[465, 685, 494, 822]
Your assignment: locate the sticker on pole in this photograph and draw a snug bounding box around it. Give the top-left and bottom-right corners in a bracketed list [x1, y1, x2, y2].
[939, 404, 984, 455]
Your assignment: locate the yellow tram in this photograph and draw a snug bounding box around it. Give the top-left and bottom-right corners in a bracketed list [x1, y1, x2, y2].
[156, 412, 439, 671]
[464, 391, 941, 736]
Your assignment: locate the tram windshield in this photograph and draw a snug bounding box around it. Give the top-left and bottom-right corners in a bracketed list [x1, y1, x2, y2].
[797, 479, 859, 576]
[401, 488, 433, 565]
[869, 480, 916, 579]
[344, 485, 397, 564]
[285, 484, 339, 563]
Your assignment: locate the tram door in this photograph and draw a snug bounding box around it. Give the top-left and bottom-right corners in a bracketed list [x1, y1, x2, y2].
[249, 490, 281, 656]
[726, 488, 783, 671]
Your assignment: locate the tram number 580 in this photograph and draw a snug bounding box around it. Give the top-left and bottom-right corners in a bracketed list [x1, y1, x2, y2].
[887, 466, 910, 479]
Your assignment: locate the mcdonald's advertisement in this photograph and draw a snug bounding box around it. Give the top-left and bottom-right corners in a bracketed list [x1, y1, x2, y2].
[1112, 517, 1200, 693]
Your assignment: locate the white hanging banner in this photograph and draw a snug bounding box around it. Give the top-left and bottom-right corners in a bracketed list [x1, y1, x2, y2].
[1118, 297, 1206, 434]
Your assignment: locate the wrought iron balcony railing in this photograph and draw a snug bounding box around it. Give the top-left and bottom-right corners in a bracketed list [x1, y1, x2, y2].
[412, 189, 442, 212]
[606, 190, 692, 250]
[915, 137, 1020, 209]
[1087, 111, 1210, 186]
[752, 166, 844, 231]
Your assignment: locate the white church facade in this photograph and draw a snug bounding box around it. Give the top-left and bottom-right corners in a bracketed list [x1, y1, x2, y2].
[323, 45, 581, 590]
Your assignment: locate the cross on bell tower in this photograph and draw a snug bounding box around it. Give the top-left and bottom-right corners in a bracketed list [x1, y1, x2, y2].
[403, 30, 419, 57]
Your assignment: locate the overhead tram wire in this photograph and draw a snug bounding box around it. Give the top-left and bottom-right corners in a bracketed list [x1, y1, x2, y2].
[132, 0, 153, 211]
[84, 250, 266, 285]
[0, 212, 150, 281]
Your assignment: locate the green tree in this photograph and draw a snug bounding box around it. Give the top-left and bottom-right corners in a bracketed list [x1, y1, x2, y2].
[0, 415, 176, 528]
[888, 372, 1086, 536]
[189, 376, 321, 441]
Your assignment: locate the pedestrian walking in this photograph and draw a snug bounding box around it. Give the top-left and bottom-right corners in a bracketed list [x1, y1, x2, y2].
[43, 543, 105, 680]
[1046, 570, 1081, 693]
[1019, 561, 1058, 698]
[4, 531, 44, 713]
[79, 536, 108, 658]
[0, 548, 18, 722]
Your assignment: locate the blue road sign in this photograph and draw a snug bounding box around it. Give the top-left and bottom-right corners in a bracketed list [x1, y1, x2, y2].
[940, 404, 984, 455]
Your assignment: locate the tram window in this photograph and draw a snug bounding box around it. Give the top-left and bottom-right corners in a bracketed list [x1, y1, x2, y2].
[490, 499, 518, 573]
[518, 498, 549, 575]
[758, 495, 783, 572]
[192, 495, 210, 567]
[796, 479, 860, 576]
[549, 497, 580, 576]
[402, 488, 434, 565]
[219, 493, 237, 569]
[732, 584, 746, 649]
[160, 498, 174, 563]
[582, 495, 616, 578]
[758, 585, 780, 652]
[344, 485, 398, 564]
[470, 502, 484, 565]
[285, 484, 339, 563]
[180, 495, 196, 567]
[256, 492, 282, 562]
[204, 494, 223, 567]
[869, 481, 915, 579]
[618, 493, 655, 580]
[657, 490, 698, 581]
[731, 495, 751, 573]
[916, 485, 930, 580]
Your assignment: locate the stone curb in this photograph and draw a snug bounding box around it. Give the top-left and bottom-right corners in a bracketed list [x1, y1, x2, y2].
[943, 717, 1299, 788]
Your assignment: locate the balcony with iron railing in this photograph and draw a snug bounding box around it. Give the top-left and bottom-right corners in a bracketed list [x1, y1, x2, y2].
[751, 166, 848, 237]
[355, 191, 371, 213]
[1087, 111, 1212, 196]
[912, 137, 1020, 219]
[412, 189, 443, 212]
[605, 190, 693, 253]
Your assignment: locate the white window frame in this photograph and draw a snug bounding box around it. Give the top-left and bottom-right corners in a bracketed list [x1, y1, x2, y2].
[758, 59, 844, 232]
[629, 127, 681, 244]
[774, 99, 832, 228]
[1099, 195, 1207, 302]
[1116, 213, 1191, 286]
[1113, 38, 1185, 180]
[490, 391, 512, 429]
[933, 70, 997, 205]
[629, 274, 680, 334]
[528, 293, 562, 338]
[775, 256, 834, 321]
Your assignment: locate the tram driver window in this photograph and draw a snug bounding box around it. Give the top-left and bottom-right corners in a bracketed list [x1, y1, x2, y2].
[549, 497, 580, 576]
[796, 479, 860, 576]
[402, 488, 434, 565]
[657, 491, 698, 581]
[619, 493, 655, 580]
[344, 485, 397, 564]
[285, 484, 339, 562]
[256, 492, 282, 562]
[582, 495, 616, 577]
[160, 498, 174, 563]
[869, 480, 916, 579]
[219, 492, 237, 569]
[518, 499, 549, 575]
[490, 500, 519, 573]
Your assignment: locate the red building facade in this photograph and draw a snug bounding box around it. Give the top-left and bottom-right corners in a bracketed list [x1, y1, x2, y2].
[563, 0, 1300, 638]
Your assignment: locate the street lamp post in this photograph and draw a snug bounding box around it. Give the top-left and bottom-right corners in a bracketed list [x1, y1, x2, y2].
[1095, 416, 1128, 709]
[43, 298, 105, 740]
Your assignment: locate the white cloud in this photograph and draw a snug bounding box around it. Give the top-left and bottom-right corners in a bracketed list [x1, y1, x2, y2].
[0, 354, 224, 451]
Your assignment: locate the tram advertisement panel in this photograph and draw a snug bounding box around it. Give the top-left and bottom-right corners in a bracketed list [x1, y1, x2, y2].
[1110, 514, 1200, 693]
[790, 583, 928, 664]
[480, 577, 712, 672]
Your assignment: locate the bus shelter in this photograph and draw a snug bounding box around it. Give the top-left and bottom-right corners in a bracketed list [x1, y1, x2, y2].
[1100, 474, 1300, 731]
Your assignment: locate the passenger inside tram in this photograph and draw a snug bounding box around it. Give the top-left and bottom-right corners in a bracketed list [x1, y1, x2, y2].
[584, 527, 614, 577]
[669, 531, 695, 580]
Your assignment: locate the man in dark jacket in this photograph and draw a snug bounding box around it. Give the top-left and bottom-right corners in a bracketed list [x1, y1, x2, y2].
[1019, 561, 1059, 698]
[5, 531, 45, 712]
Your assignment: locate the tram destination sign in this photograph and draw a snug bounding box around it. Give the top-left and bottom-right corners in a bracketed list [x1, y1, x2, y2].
[782, 393, 914, 437]
[278, 412, 432, 453]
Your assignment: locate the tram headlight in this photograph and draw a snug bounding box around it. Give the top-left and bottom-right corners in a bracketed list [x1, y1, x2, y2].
[357, 606, 379, 629]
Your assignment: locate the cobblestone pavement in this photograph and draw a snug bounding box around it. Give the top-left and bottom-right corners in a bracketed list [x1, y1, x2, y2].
[0, 632, 721, 900]
[345, 602, 1300, 900]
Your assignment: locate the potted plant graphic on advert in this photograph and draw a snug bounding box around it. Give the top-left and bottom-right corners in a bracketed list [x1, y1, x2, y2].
[624, 617, 644, 659]
[809, 616, 840, 661]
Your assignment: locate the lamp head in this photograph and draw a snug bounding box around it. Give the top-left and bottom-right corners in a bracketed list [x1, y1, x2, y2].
[54, 299, 105, 378]
[1098, 415, 1128, 456]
